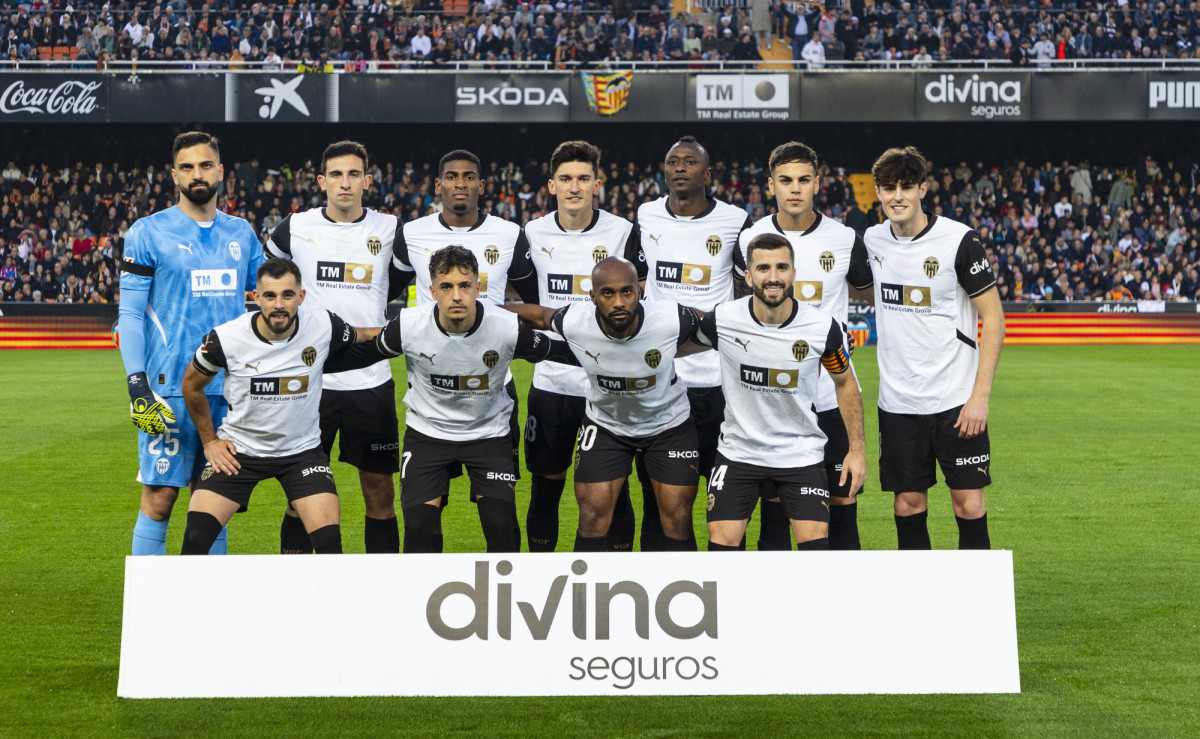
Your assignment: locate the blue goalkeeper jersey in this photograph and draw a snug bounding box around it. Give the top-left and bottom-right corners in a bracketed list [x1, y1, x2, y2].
[119, 206, 264, 397]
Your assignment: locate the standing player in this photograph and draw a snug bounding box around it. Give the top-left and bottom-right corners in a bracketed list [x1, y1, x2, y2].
[739, 141, 872, 550]
[372, 247, 569, 553]
[266, 140, 401, 554]
[860, 146, 1004, 549]
[520, 141, 640, 552]
[117, 131, 263, 555]
[631, 135, 751, 551]
[389, 149, 533, 551]
[694, 233, 867, 550]
[180, 259, 386, 554]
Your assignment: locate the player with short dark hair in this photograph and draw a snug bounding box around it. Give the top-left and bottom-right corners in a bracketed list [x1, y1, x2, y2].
[861, 146, 1005, 550]
[370, 246, 568, 553]
[266, 140, 402, 554]
[629, 135, 752, 551]
[506, 257, 704, 552]
[180, 259, 387, 554]
[738, 141, 872, 550]
[117, 130, 264, 555]
[520, 140, 641, 552]
[694, 233, 867, 550]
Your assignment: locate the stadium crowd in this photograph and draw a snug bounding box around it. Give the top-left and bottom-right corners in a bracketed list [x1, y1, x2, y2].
[2, 152, 1198, 304]
[5, 1, 1200, 67]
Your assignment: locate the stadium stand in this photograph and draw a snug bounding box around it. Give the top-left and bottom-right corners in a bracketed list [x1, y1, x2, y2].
[5, 1, 1199, 67]
[1, 154, 1198, 304]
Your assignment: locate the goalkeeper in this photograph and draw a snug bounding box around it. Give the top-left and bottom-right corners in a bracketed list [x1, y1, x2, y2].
[117, 132, 264, 555]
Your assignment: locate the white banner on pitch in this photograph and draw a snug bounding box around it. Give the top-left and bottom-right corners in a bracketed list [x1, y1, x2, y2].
[118, 551, 1020, 698]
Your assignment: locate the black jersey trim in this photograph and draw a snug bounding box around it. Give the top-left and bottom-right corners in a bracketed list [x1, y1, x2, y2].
[433, 301, 486, 337]
[966, 281, 998, 298]
[665, 197, 717, 219]
[595, 302, 645, 341]
[554, 208, 600, 233]
[438, 210, 486, 231]
[120, 260, 155, 277]
[250, 311, 300, 344]
[889, 213, 937, 242]
[321, 207, 368, 224]
[955, 329, 978, 349]
[747, 296, 799, 328]
[771, 212, 822, 237]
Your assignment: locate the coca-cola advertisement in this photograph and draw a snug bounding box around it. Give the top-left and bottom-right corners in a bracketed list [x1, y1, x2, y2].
[0, 75, 107, 121]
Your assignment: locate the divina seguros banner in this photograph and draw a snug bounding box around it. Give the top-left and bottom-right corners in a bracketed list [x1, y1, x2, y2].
[118, 552, 1020, 698]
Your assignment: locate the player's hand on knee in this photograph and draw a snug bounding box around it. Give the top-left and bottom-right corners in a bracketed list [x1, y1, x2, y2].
[954, 395, 989, 439]
[840, 448, 866, 497]
[127, 371, 176, 434]
[203, 438, 240, 476]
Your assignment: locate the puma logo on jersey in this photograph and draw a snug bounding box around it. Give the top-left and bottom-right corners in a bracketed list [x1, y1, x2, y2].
[538, 245, 556, 258]
[733, 337, 751, 351]
[583, 349, 600, 363]
[418, 352, 438, 363]
[871, 255, 884, 265]
[243, 361, 260, 372]
[647, 233, 662, 248]
[176, 243, 193, 255]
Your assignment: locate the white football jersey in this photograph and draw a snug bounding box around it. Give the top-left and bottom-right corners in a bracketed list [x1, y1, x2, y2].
[635, 196, 751, 388]
[392, 211, 528, 306]
[740, 212, 869, 411]
[390, 302, 549, 442]
[266, 207, 397, 392]
[553, 300, 695, 438]
[695, 297, 851, 468]
[525, 208, 635, 397]
[861, 214, 998, 415]
[194, 303, 356, 457]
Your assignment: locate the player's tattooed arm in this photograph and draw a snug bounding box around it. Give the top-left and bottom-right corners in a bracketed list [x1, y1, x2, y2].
[183, 348, 240, 476]
[823, 318, 864, 495]
[502, 302, 558, 331]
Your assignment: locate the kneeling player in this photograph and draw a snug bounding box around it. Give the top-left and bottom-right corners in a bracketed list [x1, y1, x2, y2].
[374, 246, 566, 553]
[693, 233, 866, 549]
[179, 259, 385, 554]
[507, 258, 705, 552]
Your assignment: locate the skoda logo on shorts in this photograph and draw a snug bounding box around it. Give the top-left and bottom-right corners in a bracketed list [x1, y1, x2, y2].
[705, 234, 722, 257]
[367, 236, 382, 256]
[484, 246, 500, 265]
[482, 349, 500, 368]
[644, 349, 662, 368]
[819, 250, 835, 272]
[301, 346, 317, 367]
[592, 246, 608, 264]
[924, 256, 940, 279]
[792, 340, 809, 361]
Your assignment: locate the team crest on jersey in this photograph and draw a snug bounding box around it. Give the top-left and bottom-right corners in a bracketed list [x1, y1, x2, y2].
[924, 256, 940, 279]
[301, 346, 317, 367]
[644, 348, 662, 368]
[228, 241, 241, 261]
[482, 350, 500, 368]
[792, 340, 810, 361]
[367, 236, 382, 256]
[592, 246, 608, 264]
[705, 235, 722, 257]
[484, 246, 500, 265]
[819, 251, 836, 272]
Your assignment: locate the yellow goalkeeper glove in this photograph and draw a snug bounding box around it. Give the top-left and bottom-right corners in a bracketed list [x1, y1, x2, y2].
[127, 371, 176, 434]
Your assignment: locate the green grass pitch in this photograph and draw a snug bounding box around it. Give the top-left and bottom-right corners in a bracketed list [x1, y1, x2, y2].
[1, 346, 1197, 736]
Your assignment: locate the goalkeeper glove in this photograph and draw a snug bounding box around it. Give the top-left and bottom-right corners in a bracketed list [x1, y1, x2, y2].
[127, 371, 176, 434]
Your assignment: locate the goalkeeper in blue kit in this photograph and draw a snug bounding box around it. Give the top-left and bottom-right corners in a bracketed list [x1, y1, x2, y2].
[117, 132, 264, 555]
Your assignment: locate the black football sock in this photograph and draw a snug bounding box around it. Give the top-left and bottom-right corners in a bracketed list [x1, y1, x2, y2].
[895, 511, 932, 550]
[364, 515, 400, 554]
[708, 541, 741, 551]
[607, 480, 635, 551]
[636, 458, 665, 551]
[280, 511, 313, 554]
[403, 503, 442, 554]
[661, 534, 697, 551]
[309, 524, 343, 554]
[956, 513, 991, 550]
[526, 476, 565, 552]
[181, 511, 222, 555]
[478, 497, 520, 553]
[574, 532, 607, 552]
[796, 537, 830, 551]
[829, 502, 862, 550]
[757, 499, 791, 550]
